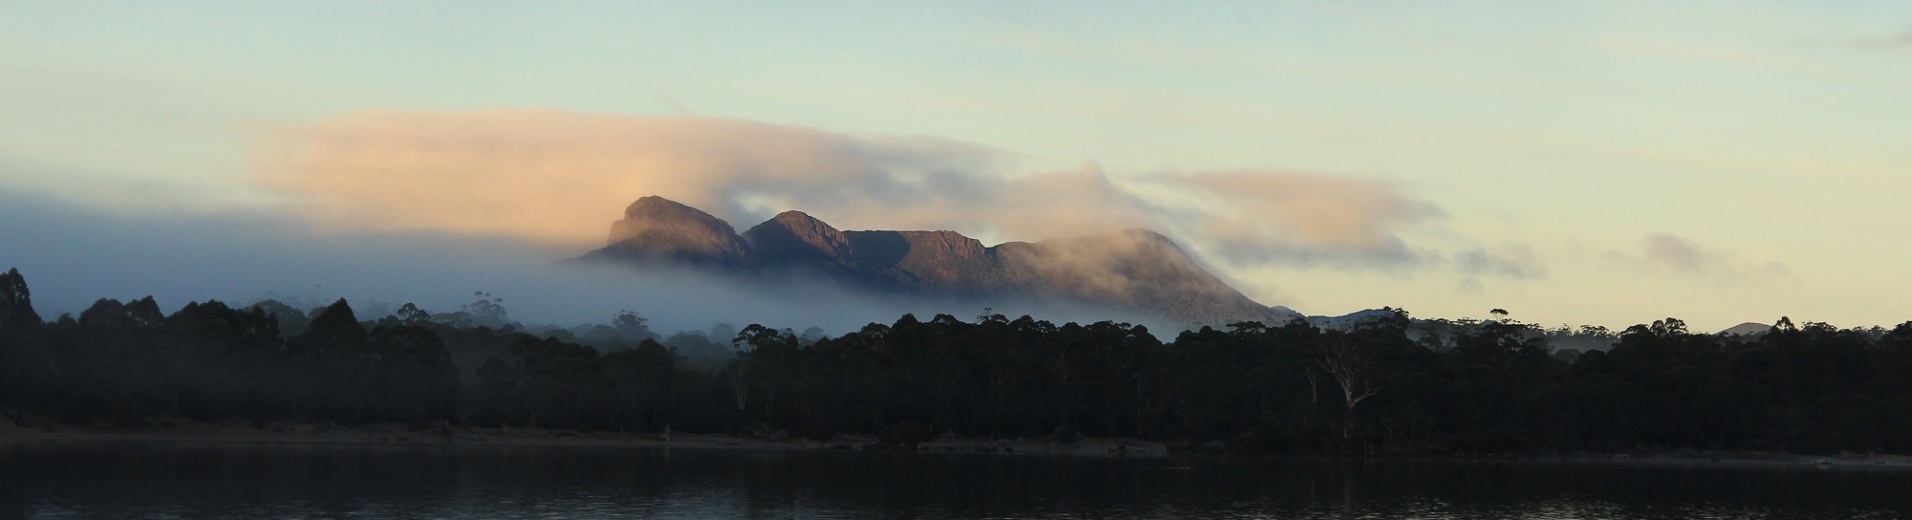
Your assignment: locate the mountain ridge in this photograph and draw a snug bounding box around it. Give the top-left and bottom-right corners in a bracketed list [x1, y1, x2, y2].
[576, 196, 1291, 326]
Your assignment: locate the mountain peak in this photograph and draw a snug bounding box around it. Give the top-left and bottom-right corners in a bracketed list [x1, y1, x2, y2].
[592, 196, 749, 267]
[769, 209, 819, 223]
[622, 195, 698, 219]
[743, 209, 853, 264]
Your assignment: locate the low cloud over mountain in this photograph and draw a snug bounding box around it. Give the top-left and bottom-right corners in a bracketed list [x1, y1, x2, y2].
[575, 196, 1292, 326]
[255, 109, 1449, 277]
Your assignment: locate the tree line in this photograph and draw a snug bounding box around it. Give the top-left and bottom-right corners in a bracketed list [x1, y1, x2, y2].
[4, 268, 1911, 455]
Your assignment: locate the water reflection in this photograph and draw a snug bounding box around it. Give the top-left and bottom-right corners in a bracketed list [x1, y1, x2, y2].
[2, 439, 1908, 519]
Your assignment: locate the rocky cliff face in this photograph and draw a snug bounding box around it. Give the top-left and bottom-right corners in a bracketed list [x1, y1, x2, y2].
[576, 196, 1290, 326]
[584, 196, 750, 268]
[743, 211, 855, 265]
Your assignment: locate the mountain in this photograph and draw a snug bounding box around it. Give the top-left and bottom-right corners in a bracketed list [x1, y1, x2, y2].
[575, 197, 1292, 326]
[589, 196, 750, 268]
[1306, 308, 1404, 330]
[1718, 322, 1773, 337]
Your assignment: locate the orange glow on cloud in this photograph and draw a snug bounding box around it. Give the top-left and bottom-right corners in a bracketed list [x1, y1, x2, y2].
[257, 109, 1439, 268]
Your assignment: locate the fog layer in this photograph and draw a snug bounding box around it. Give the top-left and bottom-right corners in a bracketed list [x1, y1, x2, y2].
[0, 189, 1169, 334]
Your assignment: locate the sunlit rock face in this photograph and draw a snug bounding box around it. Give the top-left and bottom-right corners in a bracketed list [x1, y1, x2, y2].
[578, 196, 1294, 327]
[590, 196, 750, 268]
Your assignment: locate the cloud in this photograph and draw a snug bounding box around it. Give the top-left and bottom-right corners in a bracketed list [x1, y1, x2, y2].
[256, 109, 1019, 246]
[1644, 233, 1713, 273]
[1150, 171, 1442, 268]
[254, 109, 1438, 274]
[1448, 244, 1545, 295]
[1851, 24, 1912, 51]
[1454, 244, 1544, 280]
[1617, 232, 1789, 279]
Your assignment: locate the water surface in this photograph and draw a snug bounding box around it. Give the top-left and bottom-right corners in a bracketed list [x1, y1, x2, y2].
[3, 439, 1908, 519]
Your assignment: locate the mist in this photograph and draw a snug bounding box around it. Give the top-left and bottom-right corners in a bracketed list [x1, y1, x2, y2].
[0, 189, 1174, 338]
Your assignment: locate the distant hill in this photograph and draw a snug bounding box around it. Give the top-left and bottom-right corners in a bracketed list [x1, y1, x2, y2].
[1718, 322, 1773, 337]
[1305, 308, 1405, 330]
[575, 196, 1293, 326]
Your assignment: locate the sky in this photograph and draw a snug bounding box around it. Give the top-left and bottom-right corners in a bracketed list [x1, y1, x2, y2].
[2, 1, 1910, 332]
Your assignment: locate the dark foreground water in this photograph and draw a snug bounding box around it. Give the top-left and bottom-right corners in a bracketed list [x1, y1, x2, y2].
[4, 440, 1911, 519]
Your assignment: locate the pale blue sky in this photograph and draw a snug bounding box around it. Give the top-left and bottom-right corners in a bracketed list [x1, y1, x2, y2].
[3, 1, 1910, 330]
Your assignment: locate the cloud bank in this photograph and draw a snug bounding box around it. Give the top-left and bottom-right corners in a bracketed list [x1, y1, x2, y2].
[256, 109, 1449, 277]
[1150, 171, 1442, 268]
[258, 110, 1012, 245]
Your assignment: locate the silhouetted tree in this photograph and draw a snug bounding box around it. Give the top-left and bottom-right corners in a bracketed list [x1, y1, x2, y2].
[8, 270, 1912, 457]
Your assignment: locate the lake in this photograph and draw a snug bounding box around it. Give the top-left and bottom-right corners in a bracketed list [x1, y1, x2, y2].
[4, 439, 1909, 519]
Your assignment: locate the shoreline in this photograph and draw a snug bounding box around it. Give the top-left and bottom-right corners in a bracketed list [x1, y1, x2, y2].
[0, 419, 1168, 457]
[6, 420, 1912, 470]
[1388, 451, 1912, 471]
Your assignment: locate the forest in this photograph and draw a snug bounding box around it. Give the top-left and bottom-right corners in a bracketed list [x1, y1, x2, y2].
[3, 267, 1911, 456]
